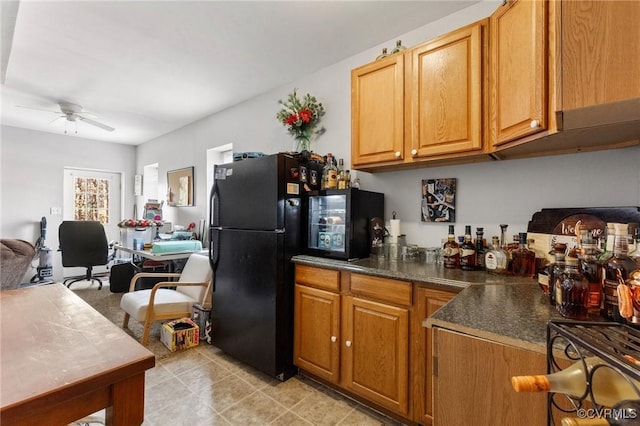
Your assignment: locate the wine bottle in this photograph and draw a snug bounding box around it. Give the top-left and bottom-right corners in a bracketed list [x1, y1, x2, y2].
[561, 399, 640, 426]
[511, 356, 640, 408]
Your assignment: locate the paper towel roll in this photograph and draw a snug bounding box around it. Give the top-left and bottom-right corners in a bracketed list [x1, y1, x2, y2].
[389, 219, 401, 238]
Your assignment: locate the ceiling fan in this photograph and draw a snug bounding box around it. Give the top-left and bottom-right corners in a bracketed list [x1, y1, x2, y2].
[17, 101, 115, 132]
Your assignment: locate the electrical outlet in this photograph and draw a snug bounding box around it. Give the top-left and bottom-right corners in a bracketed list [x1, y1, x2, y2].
[50, 207, 62, 215]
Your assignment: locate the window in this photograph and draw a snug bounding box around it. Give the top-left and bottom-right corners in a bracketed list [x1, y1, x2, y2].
[73, 176, 110, 224]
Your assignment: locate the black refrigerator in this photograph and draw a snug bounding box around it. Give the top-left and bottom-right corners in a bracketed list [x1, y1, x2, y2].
[208, 153, 323, 381]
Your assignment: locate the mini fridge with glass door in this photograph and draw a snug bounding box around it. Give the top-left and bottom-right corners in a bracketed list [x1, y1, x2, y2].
[305, 188, 384, 260]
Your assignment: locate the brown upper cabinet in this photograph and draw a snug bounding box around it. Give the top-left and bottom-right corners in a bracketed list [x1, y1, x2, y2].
[408, 20, 488, 161]
[351, 0, 640, 171]
[351, 53, 405, 167]
[351, 19, 488, 171]
[489, 0, 549, 146]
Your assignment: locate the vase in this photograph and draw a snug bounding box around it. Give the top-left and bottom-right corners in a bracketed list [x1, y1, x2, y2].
[295, 135, 311, 153]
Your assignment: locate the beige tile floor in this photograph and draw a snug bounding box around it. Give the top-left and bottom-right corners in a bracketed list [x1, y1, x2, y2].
[141, 344, 407, 426]
[63, 279, 406, 426]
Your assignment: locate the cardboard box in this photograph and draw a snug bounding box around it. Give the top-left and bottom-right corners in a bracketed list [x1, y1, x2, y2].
[160, 318, 199, 352]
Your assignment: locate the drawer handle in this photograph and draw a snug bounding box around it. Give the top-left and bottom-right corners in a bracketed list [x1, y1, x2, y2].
[345, 340, 352, 348]
[411, 149, 418, 156]
[331, 336, 337, 343]
[394, 151, 401, 158]
[530, 119, 540, 129]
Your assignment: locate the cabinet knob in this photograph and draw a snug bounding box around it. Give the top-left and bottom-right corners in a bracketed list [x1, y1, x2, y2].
[345, 340, 352, 348]
[411, 149, 418, 156]
[331, 336, 337, 343]
[394, 151, 401, 158]
[530, 119, 540, 129]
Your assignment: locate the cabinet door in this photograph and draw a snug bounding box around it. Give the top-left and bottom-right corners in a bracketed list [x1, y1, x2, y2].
[413, 287, 456, 425]
[294, 284, 341, 384]
[409, 20, 486, 160]
[560, 0, 640, 110]
[433, 328, 548, 426]
[351, 54, 405, 167]
[342, 295, 410, 416]
[490, 0, 548, 146]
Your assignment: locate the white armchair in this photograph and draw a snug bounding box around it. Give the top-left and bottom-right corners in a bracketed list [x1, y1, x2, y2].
[120, 253, 212, 345]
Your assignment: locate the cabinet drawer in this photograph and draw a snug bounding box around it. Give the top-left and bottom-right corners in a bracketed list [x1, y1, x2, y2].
[350, 273, 412, 306]
[295, 265, 340, 292]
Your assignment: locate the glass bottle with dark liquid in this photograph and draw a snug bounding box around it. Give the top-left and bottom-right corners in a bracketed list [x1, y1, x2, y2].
[578, 234, 603, 316]
[557, 253, 589, 320]
[459, 225, 477, 271]
[443, 225, 460, 269]
[602, 223, 637, 322]
[510, 232, 536, 277]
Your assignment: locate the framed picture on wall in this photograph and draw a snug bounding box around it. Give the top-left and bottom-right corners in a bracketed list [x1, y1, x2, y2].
[421, 178, 456, 222]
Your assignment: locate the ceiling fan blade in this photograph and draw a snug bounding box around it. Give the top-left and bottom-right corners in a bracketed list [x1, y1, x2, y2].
[16, 105, 60, 114]
[48, 115, 65, 125]
[77, 115, 115, 132]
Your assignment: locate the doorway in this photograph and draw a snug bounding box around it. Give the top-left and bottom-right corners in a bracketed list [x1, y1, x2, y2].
[206, 144, 233, 230]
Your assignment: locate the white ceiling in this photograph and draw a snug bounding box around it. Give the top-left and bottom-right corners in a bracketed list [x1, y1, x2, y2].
[1, 0, 477, 145]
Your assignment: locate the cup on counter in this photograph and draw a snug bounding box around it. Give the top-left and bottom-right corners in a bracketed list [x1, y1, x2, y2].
[425, 247, 439, 264]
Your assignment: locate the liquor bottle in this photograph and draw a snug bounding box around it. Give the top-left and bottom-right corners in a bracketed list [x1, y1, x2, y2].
[485, 236, 508, 275]
[376, 47, 389, 60]
[475, 227, 486, 271]
[344, 170, 351, 189]
[324, 153, 338, 189]
[337, 159, 347, 189]
[579, 234, 604, 315]
[321, 155, 328, 189]
[549, 243, 568, 306]
[556, 252, 589, 320]
[442, 225, 460, 269]
[390, 40, 406, 54]
[459, 225, 477, 270]
[602, 223, 638, 322]
[561, 399, 640, 426]
[510, 232, 537, 277]
[511, 356, 640, 408]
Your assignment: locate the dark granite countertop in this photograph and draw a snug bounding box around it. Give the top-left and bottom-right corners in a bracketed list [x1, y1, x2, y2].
[291, 255, 557, 353]
[424, 284, 566, 353]
[292, 255, 534, 289]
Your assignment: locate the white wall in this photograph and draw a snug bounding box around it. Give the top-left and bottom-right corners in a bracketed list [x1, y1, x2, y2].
[135, 0, 639, 247]
[0, 125, 137, 281]
[2, 0, 638, 285]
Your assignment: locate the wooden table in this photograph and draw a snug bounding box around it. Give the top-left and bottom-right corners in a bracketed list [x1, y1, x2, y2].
[0, 284, 155, 425]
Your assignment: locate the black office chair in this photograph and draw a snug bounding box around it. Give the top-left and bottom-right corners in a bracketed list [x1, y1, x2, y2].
[59, 221, 109, 290]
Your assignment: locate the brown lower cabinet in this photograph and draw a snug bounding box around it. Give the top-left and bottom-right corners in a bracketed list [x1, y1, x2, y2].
[293, 264, 459, 424]
[432, 328, 576, 426]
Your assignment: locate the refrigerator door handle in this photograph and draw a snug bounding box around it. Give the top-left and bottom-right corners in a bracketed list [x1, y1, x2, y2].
[209, 173, 219, 227]
[208, 173, 221, 288]
[208, 227, 220, 291]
